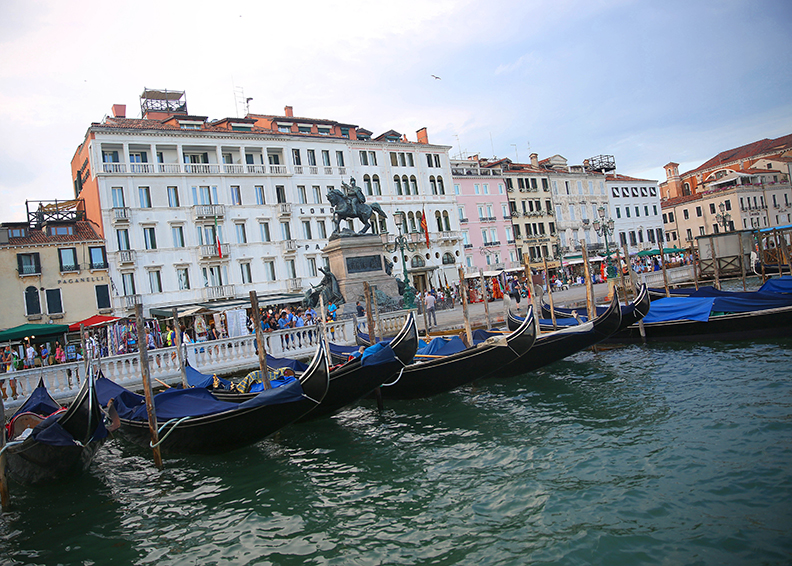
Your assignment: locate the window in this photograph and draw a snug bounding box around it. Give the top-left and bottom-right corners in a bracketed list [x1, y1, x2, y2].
[336, 151, 345, 167]
[286, 259, 296, 279]
[8, 226, 26, 238]
[167, 186, 180, 207]
[138, 186, 151, 208]
[626, 207, 631, 218]
[302, 220, 312, 240]
[438, 177, 445, 194]
[410, 176, 418, 195]
[264, 260, 276, 281]
[230, 186, 242, 205]
[391, 152, 399, 166]
[47, 225, 74, 236]
[359, 151, 369, 166]
[117, 229, 130, 251]
[369, 151, 377, 166]
[17, 253, 40, 275]
[240, 262, 252, 284]
[177, 268, 190, 290]
[292, 149, 302, 165]
[434, 155, 440, 167]
[95, 285, 111, 309]
[276, 185, 286, 203]
[281, 221, 292, 240]
[696, 206, 702, 217]
[399, 153, 406, 167]
[255, 186, 265, 205]
[89, 246, 107, 269]
[475, 184, 480, 195]
[122, 273, 136, 295]
[24, 286, 41, 315]
[307, 150, 316, 166]
[725, 200, 732, 211]
[307, 257, 317, 277]
[58, 248, 79, 272]
[313, 186, 322, 203]
[372, 175, 381, 195]
[430, 177, 437, 195]
[321, 150, 331, 167]
[668, 212, 674, 222]
[260, 222, 271, 242]
[298, 185, 307, 204]
[235, 223, 247, 244]
[645, 206, 649, 216]
[635, 206, 640, 217]
[426, 154, 433, 167]
[317, 127, 330, 136]
[686, 228, 692, 241]
[143, 227, 157, 250]
[44, 289, 63, 315]
[318, 220, 327, 239]
[699, 226, 706, 236]
[149, 270, 162, 293]
[394, 176, 402, 195]
[683, 209, 689, 220]
[653, 205, 658, 215]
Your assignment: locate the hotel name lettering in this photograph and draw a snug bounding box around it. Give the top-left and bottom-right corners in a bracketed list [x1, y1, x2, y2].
[57, 275, 106, 285]
[346, 255, 383, 274]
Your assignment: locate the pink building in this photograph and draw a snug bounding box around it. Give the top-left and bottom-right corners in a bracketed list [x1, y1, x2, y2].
[451, 158, 521, 274]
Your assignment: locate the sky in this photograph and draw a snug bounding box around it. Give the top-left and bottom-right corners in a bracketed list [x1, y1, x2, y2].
[1, 0, 791, 221]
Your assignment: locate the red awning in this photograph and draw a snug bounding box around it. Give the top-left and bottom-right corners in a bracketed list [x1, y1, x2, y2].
[68, 315, 121, 332]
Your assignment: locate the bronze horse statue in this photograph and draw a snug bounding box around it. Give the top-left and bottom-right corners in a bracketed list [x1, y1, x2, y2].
[326, 187, 387, 235]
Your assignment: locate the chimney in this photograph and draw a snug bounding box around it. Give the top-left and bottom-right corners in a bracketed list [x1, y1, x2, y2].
[284, 105, 294, 117]
[416, 127, 429, 144]
[111, 104, 126, 118]
[530, 152, 538, 167]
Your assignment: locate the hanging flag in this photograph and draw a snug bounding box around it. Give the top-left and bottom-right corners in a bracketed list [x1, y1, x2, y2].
[420, 208, 430, 248]
[214, 216, 223, 258]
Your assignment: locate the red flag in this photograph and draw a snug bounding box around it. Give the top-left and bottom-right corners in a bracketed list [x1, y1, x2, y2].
[420, 208, 430, 248]
[214, 216, 223, 258]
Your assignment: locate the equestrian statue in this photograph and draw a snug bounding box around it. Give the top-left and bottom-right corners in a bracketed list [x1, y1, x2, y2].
[326, 178, 387, 237]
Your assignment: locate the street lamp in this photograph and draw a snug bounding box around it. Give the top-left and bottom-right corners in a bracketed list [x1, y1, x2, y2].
[716, 202, 731, 232]
[592, 205, 617, 278]
[382, 210, 417, 309]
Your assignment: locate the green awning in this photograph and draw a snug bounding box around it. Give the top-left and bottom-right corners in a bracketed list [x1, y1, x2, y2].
[635, 247, 688, 257]
[0, 323, 70, 342]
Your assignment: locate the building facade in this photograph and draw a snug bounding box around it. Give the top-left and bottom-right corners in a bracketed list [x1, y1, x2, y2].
[605, 173, 664, 254]
[71, 90, 461, 316]
[450, 158, 520, 275]
[0, 202, 110, 329]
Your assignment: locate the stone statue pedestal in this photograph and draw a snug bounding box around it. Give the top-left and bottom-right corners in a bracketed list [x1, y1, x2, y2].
[324, 235, 400, 306]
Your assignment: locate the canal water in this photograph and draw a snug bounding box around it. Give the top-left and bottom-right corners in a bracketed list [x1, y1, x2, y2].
[1, 338, 791, 565]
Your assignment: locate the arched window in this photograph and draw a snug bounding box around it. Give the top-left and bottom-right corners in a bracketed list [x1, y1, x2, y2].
[402, 175, 410, 195]
[363, 174, 372, 195]
[372, 175, 381, 195]
[429, 176, 437, 195]
[435, 210, 443, 232]
[682, 182, 691, 196]
[24, 286, 41, 315]
[416, 210, 424, 233]
[437, 176, 445, 195]
[408, 211, 417, 232]
[394, 175, 402, 196]
[442, 252, 455, 265]
[410, 176, 418, 195]
[442, 210, 451, 231]
[411, 255, 425, 268]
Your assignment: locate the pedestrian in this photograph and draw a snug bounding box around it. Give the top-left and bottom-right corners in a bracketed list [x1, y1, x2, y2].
[25, 342, 36, 369]
[356, 301, 365, 317]
[424, 291, 437, 327]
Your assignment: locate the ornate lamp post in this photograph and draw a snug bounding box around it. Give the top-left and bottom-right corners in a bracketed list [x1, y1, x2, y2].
[592, 205, 617, 278]
[716, 202, 732, 232]
[382, 210, 417, 309]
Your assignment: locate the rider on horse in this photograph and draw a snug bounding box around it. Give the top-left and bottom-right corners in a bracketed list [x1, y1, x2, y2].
[343, 178, 365, 217]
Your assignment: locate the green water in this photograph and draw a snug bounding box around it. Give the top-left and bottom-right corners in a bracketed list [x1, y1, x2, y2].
[2, 340, 791, 565]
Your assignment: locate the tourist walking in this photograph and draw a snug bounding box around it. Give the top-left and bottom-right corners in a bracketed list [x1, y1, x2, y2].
[424, 292, 437, 327]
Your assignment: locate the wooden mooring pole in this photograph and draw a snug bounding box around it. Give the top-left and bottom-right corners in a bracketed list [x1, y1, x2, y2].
[134, 303, 162, 470]
[249, 291, 270, 390]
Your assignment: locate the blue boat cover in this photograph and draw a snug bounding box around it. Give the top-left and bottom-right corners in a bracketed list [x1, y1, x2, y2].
[643, 297, 715, 323]
[417, 336, 468, 357]
[185, 364, 233, 389]
[759, 277, 792, 294]
[540, 317, 580, 327]
[472, 329, 501, 341]
[13, 382, 62, 418]
[360, 342, 397, 366]
[95, 376, 305, 421]
[329, 342, 360, 359]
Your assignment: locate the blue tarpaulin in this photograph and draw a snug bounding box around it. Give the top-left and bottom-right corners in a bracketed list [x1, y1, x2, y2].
[360, 342, 397, 366]
[759, 277, 792, 294]
[417, 336, 468, 357]
[643, 297, 715, 323]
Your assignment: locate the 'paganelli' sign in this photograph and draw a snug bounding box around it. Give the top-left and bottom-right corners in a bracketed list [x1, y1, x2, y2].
[346, 255, 383, 274]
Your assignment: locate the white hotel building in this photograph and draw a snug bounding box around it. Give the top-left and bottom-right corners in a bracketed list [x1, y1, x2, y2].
[72, 90, 462, 316]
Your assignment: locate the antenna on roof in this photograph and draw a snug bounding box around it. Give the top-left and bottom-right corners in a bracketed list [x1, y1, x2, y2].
[233, 85, 248, 118]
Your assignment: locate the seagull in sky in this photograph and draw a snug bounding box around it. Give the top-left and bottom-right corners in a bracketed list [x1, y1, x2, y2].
[431, 75, 441, 80]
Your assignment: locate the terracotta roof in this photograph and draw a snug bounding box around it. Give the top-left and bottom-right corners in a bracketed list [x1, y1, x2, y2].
[685, 133, 792, 176]
[248, 113, 356, 127]
[6, 221, 102, 246]
[661, 193, 702, 208]
[96, 117, 356, 139]
[606, 173, 657, 183]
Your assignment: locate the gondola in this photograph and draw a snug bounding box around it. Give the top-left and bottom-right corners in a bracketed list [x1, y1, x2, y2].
[4, 374, 114, 485]
[95, 342, 329, 455]
[206, 314, 419, 421]
[494, 294, 623, 380]
[513, 284, 650, 336]
[377, 307, 537, 400]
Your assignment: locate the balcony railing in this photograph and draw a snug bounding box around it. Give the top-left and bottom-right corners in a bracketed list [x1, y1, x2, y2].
[246, 165, 267, 174]
[281, 240, 297, 253]
[438, 230, 461, 242]
[338, 167, 347, 175]
[123, 294, 142, 309]
[60, 264, 80, 273]
[192, 204, 225, 219]
[112, 207, 130, 222]
[484, 241, 501, 247]
[464, 243, 473, 249]
[18, 265, 41, 276]
[270, 165, 288, 175]
[90, 262, 108, 270]
[200, 243, 230, 259]
[97, 162, 293, 176]
[324, 167, 334, 175]
[223, 164, 245, 174]
[309, 166, 318, 175]
[102, 163, 126, 173]
[459, 217, 469, 223]
[129, 163, 155, 173]
[286, 277, 302, 292]
[203, 285, 235, 301]
[278, 203, 292, 215]
[184, 164, 221, 174]
[294, 166, 304, 174]
[118, 250, 135, 264]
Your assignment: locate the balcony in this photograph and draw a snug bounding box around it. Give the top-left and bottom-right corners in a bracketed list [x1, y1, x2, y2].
[192, 204, 225, 220]
[203, 285, 235, 301]
[309, 166, 319, 175]
[484, 241, 501, 247]
[464, 243, 473, 249]
[438, 230, 461, 243]
[60, 263, 80, 274]
[123, 294, 142, 310]
[184, 164, 221, 174]
[129, 163, 155, 173]
[98, 162, 293, 176]
[281, 240, 297, 254]
[102, 163, 126, 173]
[270, 165, 289, 175]
[200, 243, 230, 259]
[286, 277, 302, 292]
[338, 167, 347, 175]
[90, 261, 108, 270]
[511, 211, 520, 218]
[277, 203, 292, 216]
[18, 264, 41, 276]
[459, 217, 469, 223]
[112, 207, 131, 223]
[582, 218, 590, 225]
[246, 165, 267, 174]
[223, 164, 245, 174]
[294, 166, 304, 174]
[158, 163, 181, 173]
[118, 250, 135, 264]
[323, 166, 333, 175]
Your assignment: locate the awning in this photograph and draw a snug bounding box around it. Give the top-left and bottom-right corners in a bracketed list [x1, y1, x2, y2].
[149, 292, 305, 318]
[68, 315, 121, 332]
[149, 305, 217, 318]
[0, 323, 70, 343]
[635, 247, 688, 257]
[464, 270, 505, 279]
